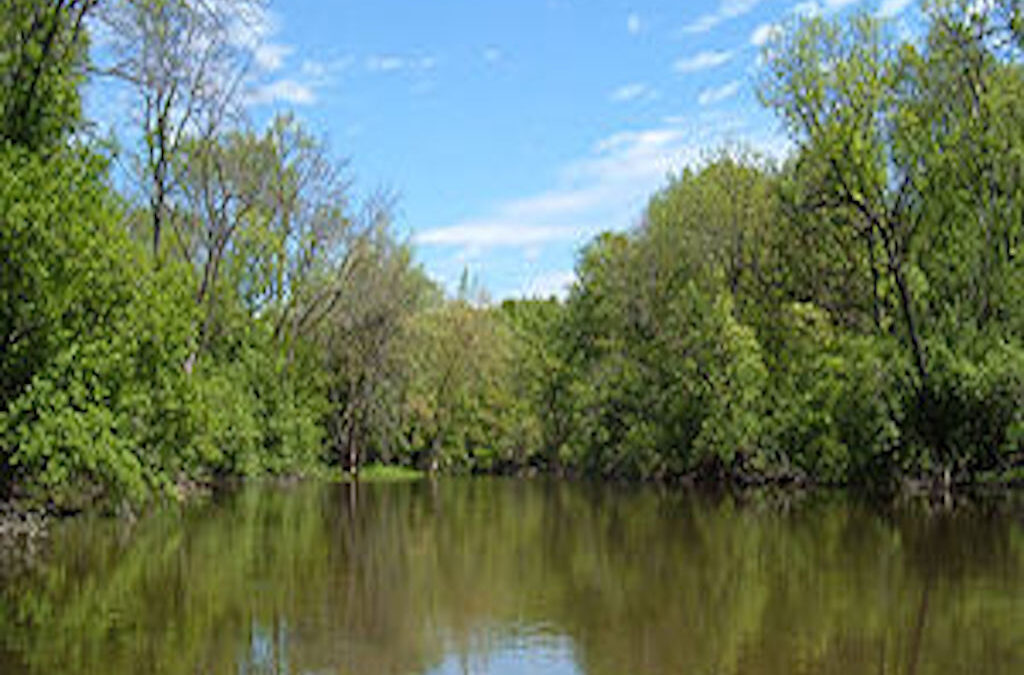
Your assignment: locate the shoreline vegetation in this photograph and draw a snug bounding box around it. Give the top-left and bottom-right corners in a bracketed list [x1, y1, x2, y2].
[1, 1, 1023, 518]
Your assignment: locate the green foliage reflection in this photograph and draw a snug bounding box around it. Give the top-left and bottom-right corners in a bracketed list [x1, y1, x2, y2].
[2, 482, 1021, 675]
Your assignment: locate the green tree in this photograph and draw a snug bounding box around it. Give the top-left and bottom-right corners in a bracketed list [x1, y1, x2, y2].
[97, 0, 264, 257]
[0, 147, 196, 506]
[316, 215, 436, 472]
[0, 0, 96, 150]
[759, 2, 1024, 481]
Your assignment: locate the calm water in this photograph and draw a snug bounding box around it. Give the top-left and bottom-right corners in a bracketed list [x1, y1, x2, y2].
[1, 479, 1022, 675]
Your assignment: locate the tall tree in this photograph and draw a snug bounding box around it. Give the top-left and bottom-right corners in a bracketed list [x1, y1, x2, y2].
[174, 114, 353, 370]
[97, 0, 263, 257]
[759, 1, 1024, 478]
[318, 223, 434, 472]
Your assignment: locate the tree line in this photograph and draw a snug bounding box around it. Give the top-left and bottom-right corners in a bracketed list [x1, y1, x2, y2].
[1, 0, 1021, 510]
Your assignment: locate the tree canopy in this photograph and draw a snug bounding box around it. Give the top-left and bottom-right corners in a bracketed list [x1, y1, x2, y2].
[0, 0, 1021, 509]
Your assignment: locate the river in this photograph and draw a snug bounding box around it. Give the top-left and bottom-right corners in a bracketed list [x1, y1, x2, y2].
[1, 479, 1021, 674]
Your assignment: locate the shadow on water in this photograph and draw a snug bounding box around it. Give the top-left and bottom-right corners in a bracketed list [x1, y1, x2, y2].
[1, 479, 1022, 674]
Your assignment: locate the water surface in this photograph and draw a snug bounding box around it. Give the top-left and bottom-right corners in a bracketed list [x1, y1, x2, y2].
[1, 479, 1022, 674]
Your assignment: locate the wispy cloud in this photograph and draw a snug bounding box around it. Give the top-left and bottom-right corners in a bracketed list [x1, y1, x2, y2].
[418, 187, 607, 248]
[415, 112, 791, 299]
[697, 80, 742, 106]
[750, 22, 782, 47]
[245, 78, 316, 106]
[366, 55, 405, 72]
[236, 6, 340, 109]
[366, 54, 437, 73]
[300, 55, 354, 78]
[246, 48, 437, 108]
[673, 50, 735, 73]
[253, 43, 293, 72]
[627, 12, 642, 35]
[226, 2, 278, 52]
[609, 82, 658, 103]
[793, 0, 866, 17]
[417, 222, 579, 248]
[415, 113, 781, 254]
[680, 0, 762, 34]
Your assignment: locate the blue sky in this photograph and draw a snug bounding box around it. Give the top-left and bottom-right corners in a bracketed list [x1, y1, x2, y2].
[230, 0, 915, 298]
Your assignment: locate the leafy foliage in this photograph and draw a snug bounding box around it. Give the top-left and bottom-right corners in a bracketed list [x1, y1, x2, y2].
[0, 1, 94, 150]
[0, 147, 195, 506]
[1, 0, 1022, 506]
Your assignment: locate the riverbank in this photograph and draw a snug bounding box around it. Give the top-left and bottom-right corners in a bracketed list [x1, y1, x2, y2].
[3, 463, 1020, 555]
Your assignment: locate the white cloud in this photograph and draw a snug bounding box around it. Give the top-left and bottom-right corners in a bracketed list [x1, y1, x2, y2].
[245, 53, 353, 110]
[697, 80, 742, 106]
[225, 2, 278, 51]
[610, 82, 658, 102]
[877, 0, 914, 17]
[750, 22, 782, 47]
[793, 0, 866, 17]
[627, 12, 642, 35]
[229, 5, 341, 111]
[417, 222, 578, 248]
[592, 127, 689, 156]
[367, 55, 406, 72]
[415, 114, 791, 299]
[681, 0, 762, 34]
[415, 113, 783, 254]
[300, 55, 354, 78]
[366, 54, 437, 73]
[245, 78, 316, 106]
[253, 43, 293, 72]
[673, 50, 735, 73]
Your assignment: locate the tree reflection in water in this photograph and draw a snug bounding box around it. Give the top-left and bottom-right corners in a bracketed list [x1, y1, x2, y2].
[1, 480, 1021, 675]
